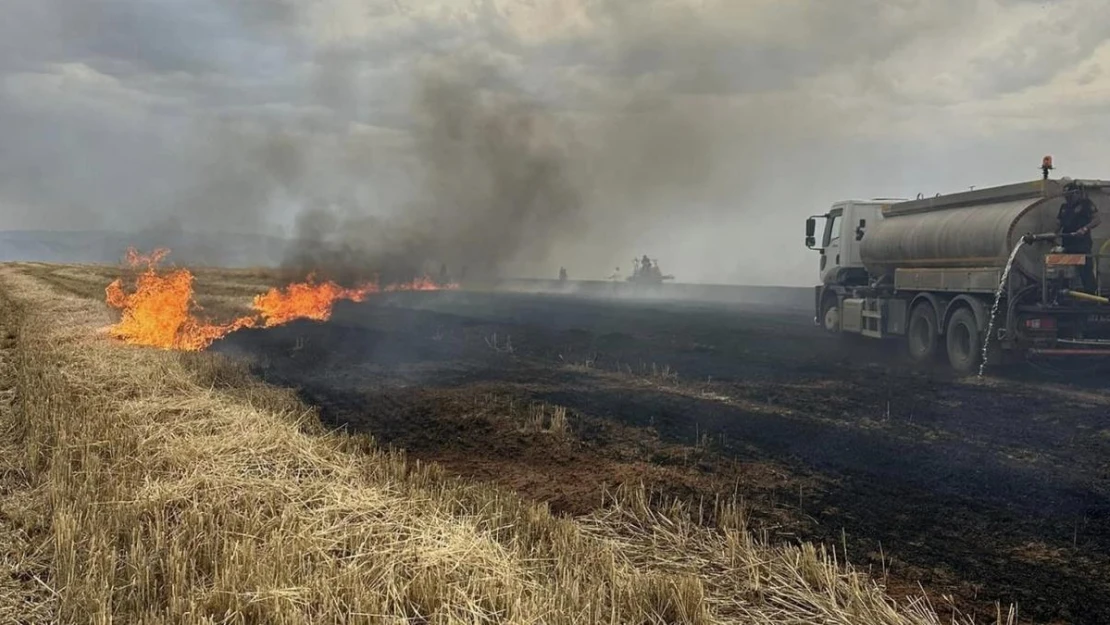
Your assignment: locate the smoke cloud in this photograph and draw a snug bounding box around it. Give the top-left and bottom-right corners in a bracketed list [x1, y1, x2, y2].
[280, 10, 738, 285]
[282, 60, 587, 284]
[5, 1, 1110, 284]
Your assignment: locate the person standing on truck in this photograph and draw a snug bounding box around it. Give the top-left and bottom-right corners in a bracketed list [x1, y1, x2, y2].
[1057, 182, 1102, 292]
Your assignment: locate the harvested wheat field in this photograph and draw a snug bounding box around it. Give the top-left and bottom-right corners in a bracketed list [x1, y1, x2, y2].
[6, 260, 1095, 624]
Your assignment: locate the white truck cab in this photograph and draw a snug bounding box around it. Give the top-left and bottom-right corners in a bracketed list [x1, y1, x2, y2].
[806, 199, 902, 286]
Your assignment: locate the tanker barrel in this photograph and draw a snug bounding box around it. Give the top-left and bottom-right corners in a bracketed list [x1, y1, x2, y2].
[860, 179, 1110, 284]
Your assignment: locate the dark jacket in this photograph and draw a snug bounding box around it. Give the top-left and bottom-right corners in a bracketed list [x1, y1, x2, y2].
[1058, 197, 1099, 252]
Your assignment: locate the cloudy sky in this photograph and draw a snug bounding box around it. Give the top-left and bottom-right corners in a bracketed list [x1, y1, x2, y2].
[2, 0, 1110, 285]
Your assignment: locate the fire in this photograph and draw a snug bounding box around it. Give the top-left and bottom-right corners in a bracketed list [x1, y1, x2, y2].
[105, 248, 256, 351]
[253, 277, 378, 327]
[384, 275, 458, 292]
[105, 248, 457, 351]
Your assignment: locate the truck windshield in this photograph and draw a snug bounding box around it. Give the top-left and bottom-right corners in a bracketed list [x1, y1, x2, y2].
[822, 210, 842, 247]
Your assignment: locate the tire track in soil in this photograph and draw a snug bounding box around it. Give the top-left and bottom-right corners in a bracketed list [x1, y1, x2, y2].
[293, 379, 809, 526]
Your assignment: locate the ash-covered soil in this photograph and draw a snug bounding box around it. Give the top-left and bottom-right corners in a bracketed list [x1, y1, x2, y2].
[212, 290, 1110, 624]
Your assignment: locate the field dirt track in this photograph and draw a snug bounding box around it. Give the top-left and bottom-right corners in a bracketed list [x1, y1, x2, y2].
[213, 290, 1110, 624]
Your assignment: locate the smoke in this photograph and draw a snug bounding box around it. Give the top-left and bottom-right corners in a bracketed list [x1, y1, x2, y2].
[282, 59, 589, 284]
[6, 0, 1109, 285]
[281, 7, 739, 285]
[0, 0, 798, 283]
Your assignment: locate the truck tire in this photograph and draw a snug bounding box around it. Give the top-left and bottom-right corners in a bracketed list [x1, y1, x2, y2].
[907, 303, 940, 363]
[945, 307, 982, 375]
[820, 294, 840, 334]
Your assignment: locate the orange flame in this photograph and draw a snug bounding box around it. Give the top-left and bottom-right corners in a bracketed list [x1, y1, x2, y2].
[105, 248, 458, 351]
[105, 248, 256, 351]
[253, 277, 379, 328]
[384, 275, 459, 292]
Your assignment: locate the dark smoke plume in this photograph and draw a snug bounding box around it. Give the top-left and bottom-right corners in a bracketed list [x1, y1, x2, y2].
[282, 61, 586, 284]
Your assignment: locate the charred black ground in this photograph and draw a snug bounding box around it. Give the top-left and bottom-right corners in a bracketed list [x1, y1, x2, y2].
[212, 290, 1110, 624]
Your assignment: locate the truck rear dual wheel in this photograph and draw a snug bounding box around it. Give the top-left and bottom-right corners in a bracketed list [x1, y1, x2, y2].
[945, 307, 983, 375]
[906, 303, 940, 362]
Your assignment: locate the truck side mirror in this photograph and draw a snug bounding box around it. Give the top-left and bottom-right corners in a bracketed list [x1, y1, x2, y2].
[806, 236, 816, 248]
[855, 219, 866, 241]
[805, 218, 816, 237]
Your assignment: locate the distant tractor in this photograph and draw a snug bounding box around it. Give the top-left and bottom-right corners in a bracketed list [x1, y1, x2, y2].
[628, 255, 675, 286]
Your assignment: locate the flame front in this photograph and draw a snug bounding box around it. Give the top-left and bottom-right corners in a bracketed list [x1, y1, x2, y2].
[384, 275, 456, 292]
[105, 249, 256, 351]
[105, 248, 457, 351]
[253, 277, 379, 327]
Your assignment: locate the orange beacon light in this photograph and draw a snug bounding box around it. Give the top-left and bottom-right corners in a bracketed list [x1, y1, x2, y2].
[1042, 155, 1054, 180]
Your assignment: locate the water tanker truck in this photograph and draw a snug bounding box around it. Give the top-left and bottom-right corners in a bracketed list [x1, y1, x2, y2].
[806, 165, 1110, 374]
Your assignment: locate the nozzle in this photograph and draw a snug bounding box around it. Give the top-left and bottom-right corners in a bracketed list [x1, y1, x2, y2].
[1022, 232, 1059, 244]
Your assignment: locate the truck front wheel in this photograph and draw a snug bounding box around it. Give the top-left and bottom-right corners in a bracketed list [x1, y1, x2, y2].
[820, 293, 840, 334]
[945, 307, 982, 375]
[907, 303, 940, 363]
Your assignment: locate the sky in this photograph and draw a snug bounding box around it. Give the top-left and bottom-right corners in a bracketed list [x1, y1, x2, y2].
[2, 0, 1110, 285]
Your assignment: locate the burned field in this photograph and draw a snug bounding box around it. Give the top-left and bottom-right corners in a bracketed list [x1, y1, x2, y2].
[214, 290, 1110, 624]
[13, 262, 990, 624]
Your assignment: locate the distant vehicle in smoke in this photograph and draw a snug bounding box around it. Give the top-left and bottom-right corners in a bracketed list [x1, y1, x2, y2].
[626, 255, 675, 286]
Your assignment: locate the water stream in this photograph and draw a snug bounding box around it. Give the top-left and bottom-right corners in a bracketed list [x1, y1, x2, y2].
[978, 241, 1026, 377]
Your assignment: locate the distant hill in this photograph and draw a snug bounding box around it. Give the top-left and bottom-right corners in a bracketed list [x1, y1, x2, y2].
[0, 230, 290, 268]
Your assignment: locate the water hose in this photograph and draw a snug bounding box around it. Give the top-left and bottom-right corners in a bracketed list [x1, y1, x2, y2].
[1022, 232, 1060, 243]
